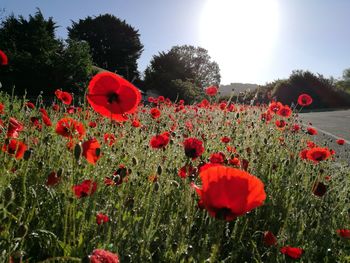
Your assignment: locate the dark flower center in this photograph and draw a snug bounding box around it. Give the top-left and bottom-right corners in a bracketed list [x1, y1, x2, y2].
[185, 148, 197, 158]
[215, 207, 235, 220]
[107, 92, 119, 104]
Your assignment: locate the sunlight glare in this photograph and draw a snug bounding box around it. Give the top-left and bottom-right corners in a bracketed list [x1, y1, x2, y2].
[200, 0, 280, 84]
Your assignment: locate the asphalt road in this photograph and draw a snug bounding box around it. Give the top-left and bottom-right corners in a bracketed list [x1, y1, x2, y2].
[299, 109, 350, 163]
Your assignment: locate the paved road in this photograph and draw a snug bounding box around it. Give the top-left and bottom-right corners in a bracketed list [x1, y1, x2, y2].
[299, 109, 350, 142]
[299, 109, 350, 163]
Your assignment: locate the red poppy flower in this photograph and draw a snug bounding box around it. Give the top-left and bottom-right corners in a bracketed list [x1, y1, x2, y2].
[275, 119, 286, 129]
[312, 181, 327, 197]
[205, 85, 218, 96]
[131, 119, 141, 127]
[306, 147, 331, 163]
[2, 139, 27, 159]
[87, 72, 141, 121]
[268, 101, 283, 113]
[25, 102, 35, 109]
[229, 157, 240, 167]
[306, 141, 316, 148]
[7, 117, 24, 138]
[0, 103, 4, 114]
[0, 49, 8, 65]
[150, 108, 161, 119]
[221, 136, 231, 143]
[209, 152, 226, 164]
[178, 164, 195, 178]
[337, 229, 350, 239]
[90, 249, 119, 263]
[72, 179, 97, 198]
[183, 137, 204, 159]
[42, 113, 52, 127]
[82, 138, 101, 164]
[307, 127, 318, 135]
[263, 231, 277, 246]
[55, 90, 73, 105]
[46, 172, 60, 186]
[191, 165, 266, 221]
[299, 149, 308, 160]
[31, 117, 43, 131]
[52, 104, 60, 112]
[260, 111, 273, 123]
[336, 138, 345, 145]
[104, 133, 116, 146]
[280, 246, 303, 259]
[150, 132, 170, 149]
[297, 94, 313, 106]
[194, 165, 266, 221]
[96, 213, 109, 225]
[55, 117, 85, 140]
[277, 105, 292, 118]
[291, 124, 300, 132]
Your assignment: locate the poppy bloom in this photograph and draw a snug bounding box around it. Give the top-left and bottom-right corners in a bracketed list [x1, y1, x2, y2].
[96, 213, 109, 225]
[82, 138, 101, 164]
[229, 157, 240, 167]
[306, 147, 331, 163]
[312, 181, 327, 197]
[178, 164, 196, 178]
[150, 132, 170, 149]
[42, 113, 52, 127]
[277, 105, 292, 118]
[89, 249, 119, 263]
[131, 119, 141, 127]
[209, 152, 226, 164]
[336, 138, 345, 145]
[0, 103, 4, 114]
[307, 127, 318, 135]
[291, 124, 300, 132]
[55, 90, 73, 105]
[104, 133, 116, 146]
[72, 179, 97, 198]
[337, 229, 350, 239]
[280, 246, 303, 259]
[46, 172, 60, 186]
[263, 231, 277, 246]
[297, 94, 313, 106]
[183, 137, 205, 159]
[221, 136, 231, 143]
[0, 49, 8, 65]
[268, 101, 283, 113]
[87, 72, 141, 121]
[275, 119, 286, 129]
[55, 118, 85, 140]
[260, 111, 273, 123]
[193, 165, 266, 221]
[150, 108, 161, 119]
[2, 139, 27, 159]
[205, 86, 218, 96]
[25, 102, 35, 109]
[7, 117, 24, 138]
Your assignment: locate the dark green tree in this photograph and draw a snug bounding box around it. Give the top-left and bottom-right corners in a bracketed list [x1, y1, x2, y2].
[272, 70, 350, 108]
[68, 14, 143, 81]
[0, 10, 93, 98]
[144, 45, 220, 102]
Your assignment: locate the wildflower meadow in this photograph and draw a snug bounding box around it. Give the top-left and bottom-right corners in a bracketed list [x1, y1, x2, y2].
[1, 51, 350, 262]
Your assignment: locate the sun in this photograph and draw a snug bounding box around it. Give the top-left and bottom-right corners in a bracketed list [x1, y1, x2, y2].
[200, 0, 280, 84]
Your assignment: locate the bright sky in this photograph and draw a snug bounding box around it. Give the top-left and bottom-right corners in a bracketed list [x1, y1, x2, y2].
[2, 0, 350, 85]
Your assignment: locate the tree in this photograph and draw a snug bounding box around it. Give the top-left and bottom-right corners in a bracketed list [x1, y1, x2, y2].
[0, 10, 93, 98]
[68, 14, 143, 81]
[272, 70, 350, 108]
[144, 45, 220, 102]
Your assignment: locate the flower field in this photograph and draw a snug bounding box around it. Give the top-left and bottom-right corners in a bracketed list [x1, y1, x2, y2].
[1, 70, 350, 262]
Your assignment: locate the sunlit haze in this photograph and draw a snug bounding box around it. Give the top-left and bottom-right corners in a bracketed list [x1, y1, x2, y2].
[200, 0, 279, 84]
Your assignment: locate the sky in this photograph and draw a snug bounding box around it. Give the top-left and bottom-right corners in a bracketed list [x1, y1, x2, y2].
[1, 0, 350, 85]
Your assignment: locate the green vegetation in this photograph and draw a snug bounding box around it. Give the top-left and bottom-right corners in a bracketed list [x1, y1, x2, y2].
[0, 90, 350, 262]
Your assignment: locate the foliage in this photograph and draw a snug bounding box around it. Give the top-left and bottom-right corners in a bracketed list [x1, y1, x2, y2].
[335, 68, 350, 95]
[272, 70, 350, 108]
[0, 10, 93, 98]
[68, 14, 143, 82]
[144, 45, 220, 101]
[0, 89, 350, 262]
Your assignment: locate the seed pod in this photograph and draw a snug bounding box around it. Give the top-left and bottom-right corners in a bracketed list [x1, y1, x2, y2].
[74, 143, 82, 161]
[157, 165, 162, 175]
[23, 149, 32, 161]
